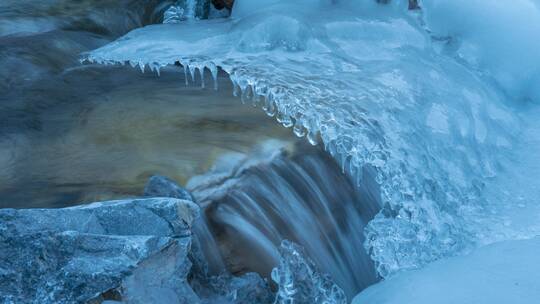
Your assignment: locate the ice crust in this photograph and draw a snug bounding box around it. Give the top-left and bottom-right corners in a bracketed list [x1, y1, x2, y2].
[353, 237, 540, 304]
[85, 0, 540, 277]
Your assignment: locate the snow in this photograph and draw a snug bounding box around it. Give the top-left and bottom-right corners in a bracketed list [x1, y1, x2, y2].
[84, 0, 540, 278]
[423, 0, 540, 102]
[353, 237, 540, 304]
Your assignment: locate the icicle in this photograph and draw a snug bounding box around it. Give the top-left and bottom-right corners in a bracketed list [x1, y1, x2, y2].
[240, 89, 246, 104]
[155, 64, 161, 77]
[327, 142, 337, 158]
[293, 121, 306, 137]
[183, 64, 189, 86]
[138, 61, 145, 73]
[209, 63, 218, 90]
[276, 113, 293, 128]
[199, 67, 206, 88]
[252, 94, 261, 108]
[307, 130, 319, 146]
[189, 65, 196, 84]
[241, 85, 254, 104]
[340, 154, 347, 174]
[232, 78, 240, 97]
[262, 96, 276, 117]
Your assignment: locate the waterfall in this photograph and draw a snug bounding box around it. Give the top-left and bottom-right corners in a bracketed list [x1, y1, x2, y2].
[188, 141, 381, 297]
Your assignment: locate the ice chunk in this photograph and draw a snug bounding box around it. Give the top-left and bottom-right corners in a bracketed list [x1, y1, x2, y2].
[272, 240, 347, 304]
[163, 5, 186, 23]
[163, 0, 211, 22]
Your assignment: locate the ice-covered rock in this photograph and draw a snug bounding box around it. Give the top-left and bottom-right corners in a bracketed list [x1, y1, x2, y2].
[144, 174, 195, 201]
[271, 240, 347, 304]
[0, 198, 200, 303]
[353, 237, 540, 304]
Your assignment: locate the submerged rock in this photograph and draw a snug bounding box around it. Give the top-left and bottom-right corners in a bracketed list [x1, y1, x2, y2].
[144, 175, 194, 201]
[0, 198, 199, 303]
[272, 240, 347, 304]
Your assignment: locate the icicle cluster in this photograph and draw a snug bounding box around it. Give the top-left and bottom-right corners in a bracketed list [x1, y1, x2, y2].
[271, 240, 347, 304]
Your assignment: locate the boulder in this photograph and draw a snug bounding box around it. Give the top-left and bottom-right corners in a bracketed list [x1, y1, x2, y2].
[0, 198, 199, 304]
[144, 175, 194, 202]
[0, 180, 275, 303]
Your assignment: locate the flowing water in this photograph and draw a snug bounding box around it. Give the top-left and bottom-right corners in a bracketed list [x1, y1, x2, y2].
[188, 141, 381, 297]
[0, 0, 381, 299]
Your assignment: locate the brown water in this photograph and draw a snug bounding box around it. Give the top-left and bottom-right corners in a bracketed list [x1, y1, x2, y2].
[0, 0, 296, 208]
[0, 65, 294, 208]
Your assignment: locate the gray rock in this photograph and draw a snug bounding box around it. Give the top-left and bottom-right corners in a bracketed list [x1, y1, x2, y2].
[0, 198, 200, 304]
[144, 175, 195, 202]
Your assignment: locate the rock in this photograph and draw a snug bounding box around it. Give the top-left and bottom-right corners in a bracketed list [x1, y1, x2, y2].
[211, 0, 234, 10]
[272, 240, 347, 304]
[144, 175, 195, 201]
[0, 184, 274, 303]
[0, 198, 200, 304]
[142, 175, 210, 284]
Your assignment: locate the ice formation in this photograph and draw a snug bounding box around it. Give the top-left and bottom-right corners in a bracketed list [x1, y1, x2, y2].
[163, 0, 211, 22]
[84, 0, 540, 279]
[353, 237, 540, 304]
[272, 240, 347, 304]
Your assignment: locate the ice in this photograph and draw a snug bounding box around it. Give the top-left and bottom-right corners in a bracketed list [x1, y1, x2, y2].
[84, 0, 540, 277]
[162, 0, 211, 22]
[272, 240, 347, 304]
[163, 5, 186, 24]
[423, 0, 540, 102]
[353, 237, 540, 304]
